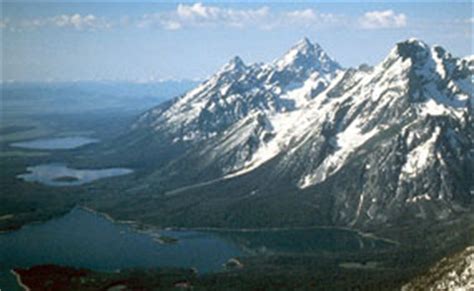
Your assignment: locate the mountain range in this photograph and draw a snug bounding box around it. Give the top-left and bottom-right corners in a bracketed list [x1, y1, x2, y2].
[111, 37, 473, 230]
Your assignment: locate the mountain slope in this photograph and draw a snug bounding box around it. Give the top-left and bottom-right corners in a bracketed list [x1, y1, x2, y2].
[403, 246, 474, 290]
[115, 38, 472, 230]
[132, 38, 342, 179]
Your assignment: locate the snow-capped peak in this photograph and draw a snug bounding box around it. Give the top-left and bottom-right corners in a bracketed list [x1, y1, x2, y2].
[287, 37, 317, 56]
[463, 55, 474, 73]
[385, 38, 431, 63]
[274, 37, 341, 75]
[464, 55, 474, 63]
[379, 39, 472, 113]
[131, 38, 473, 229]
[220, 56, 247, 73]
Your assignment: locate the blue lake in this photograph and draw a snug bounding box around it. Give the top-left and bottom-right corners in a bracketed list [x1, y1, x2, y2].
[0, 208, 243, 290]
[0, 206, 394, 290]
[11, 136, 98, 150]
[18, 164, 133, 186]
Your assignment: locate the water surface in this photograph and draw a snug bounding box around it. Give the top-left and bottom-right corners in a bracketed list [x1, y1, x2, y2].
[0, 207, 393, 290]
[18, 164, 133, 186]
[0, 208, 243, 290]
[11, 136, 98, 150]
[217, 227, 392, 254]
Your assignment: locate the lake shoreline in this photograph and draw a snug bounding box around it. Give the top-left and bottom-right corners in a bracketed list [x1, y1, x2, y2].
[10, 269, 31, 291]
[17, 164, 134, 187]
[10, 136, 98, 150]
[1, 207, 243, 278]
[0, 203, 399, 247]
[79, 205, 399, 248]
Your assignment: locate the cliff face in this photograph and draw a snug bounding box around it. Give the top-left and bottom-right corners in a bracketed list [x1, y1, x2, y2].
[123, 38, 473, 230]
[403, 246, 474, 290]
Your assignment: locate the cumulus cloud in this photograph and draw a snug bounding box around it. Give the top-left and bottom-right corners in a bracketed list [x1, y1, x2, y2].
[16, 14, 112, 31]
[138, 3, 271, 29]
[286, 9, 318, 22]
[284, 9, 343, 28]
[176, 3, 270, 28]
[137, 3, 341, 30]
[137, 14, 181, 30]
[4, 5, 411, 32]
[359, 10, 407, 29]
[51, 14, 111, 30]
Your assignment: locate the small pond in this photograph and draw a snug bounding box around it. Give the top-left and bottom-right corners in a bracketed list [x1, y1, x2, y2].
[18, 164, 133, 186]
[11, 136, 98, 150]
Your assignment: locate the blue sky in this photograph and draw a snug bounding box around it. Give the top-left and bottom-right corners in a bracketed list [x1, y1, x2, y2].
[1, 1, 472, 82]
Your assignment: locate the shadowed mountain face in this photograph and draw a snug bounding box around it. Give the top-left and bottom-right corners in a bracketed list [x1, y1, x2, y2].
[119, 38, 472, 230]
[403, 246, 474, 290]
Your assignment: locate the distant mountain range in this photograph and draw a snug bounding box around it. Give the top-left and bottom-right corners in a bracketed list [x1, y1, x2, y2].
[1, 80, 199, 117]
[113, 37, 473, 230]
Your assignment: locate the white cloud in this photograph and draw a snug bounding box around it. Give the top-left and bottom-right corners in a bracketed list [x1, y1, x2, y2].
[6, 5, 411, 33]
[137, 13, 183, 30]
[162, 20, 182, 30]
[138, 3, 271, 29]
[359, 10, 407, 29]
[284, 9, 343, 28]
[177, 2, 216, 19]
[285, 9, 318, 24]
[137, 3, 340, 30]
[175, 3, 270, 28]
[52, 14, 111, 30]
[17, 14, 112, 31]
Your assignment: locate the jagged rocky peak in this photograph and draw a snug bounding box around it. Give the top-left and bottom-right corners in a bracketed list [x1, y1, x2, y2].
[373, 39, 472, 110]
[276, 37, 316, 65]
[464, 55, 474, 67]
[260, 37, 342, 94]
[464, 55, 474, 81]
[381, 39, 430, 71]
[358, 63, 373, 72]
[220, 56, 247, 73]
[210, 56, 250, 84]
[382, 38, 432, 68]
[137, 38, 346, 141]
[274, 37, 341, 75]
[395, 38, 430, 59]
[128, 38, 473, 230]
[384, 38, 462, 76]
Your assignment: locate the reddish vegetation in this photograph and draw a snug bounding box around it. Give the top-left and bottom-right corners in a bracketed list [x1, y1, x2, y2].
[14, 265, 90, 290]
[13, 264, 197, 290]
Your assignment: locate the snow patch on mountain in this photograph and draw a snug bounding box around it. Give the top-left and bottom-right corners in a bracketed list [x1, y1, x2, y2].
[282, 72, 331, 108]
[403, 246, 474, 290]
[223, 70, 348, 179]
[406, 194, 432, 203]
[401, 126, 440, 178]
[137, 38, 472, 210]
